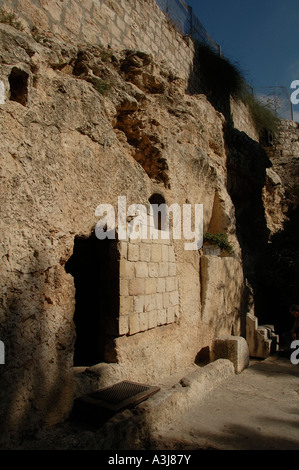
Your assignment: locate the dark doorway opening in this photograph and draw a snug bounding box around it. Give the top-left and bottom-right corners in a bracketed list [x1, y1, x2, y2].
[65, 233, 119, 367]
[149, 193, 166, 231]
[9, 67, 29, 106]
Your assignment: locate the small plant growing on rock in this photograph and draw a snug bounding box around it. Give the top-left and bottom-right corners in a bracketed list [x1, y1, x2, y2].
[243, 93, 279, 138]
[0, 8, 24, 31]
[193, 42, 279, 139]
[194, 42, 247, 101]
[203, 232, 233, 254]
[88, 76, 111, 96]
[31, 26, 44, 43]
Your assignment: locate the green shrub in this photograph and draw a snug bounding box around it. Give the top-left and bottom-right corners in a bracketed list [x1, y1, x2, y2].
[194, 42, 247, 101]
[88, 77, 111, 96]
[0, 9, 24, 31]
[194, 42, 279, 138]
[243, 93, 279, 137]
[203, 232, 233, 254]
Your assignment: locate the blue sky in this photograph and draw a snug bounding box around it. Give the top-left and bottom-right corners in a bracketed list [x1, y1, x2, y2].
[187, 0, 299, 121]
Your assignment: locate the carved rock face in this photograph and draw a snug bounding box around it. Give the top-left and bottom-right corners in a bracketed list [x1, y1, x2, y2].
[1, 18, 293, 441]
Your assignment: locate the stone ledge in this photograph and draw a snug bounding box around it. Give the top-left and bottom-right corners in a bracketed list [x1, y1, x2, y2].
[246, 313, 279, 359]
[212, 335, 249, 374]
[89, 359, 235, 448]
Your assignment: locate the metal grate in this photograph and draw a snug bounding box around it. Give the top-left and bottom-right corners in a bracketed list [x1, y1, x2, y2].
[90, 381, 150, 404]
[76, 381, 160, 412]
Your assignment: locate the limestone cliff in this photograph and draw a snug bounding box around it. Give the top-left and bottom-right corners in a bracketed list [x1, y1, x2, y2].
[0, 11, 296, 443]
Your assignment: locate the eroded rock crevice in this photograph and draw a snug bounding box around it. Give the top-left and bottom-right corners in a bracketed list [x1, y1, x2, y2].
[114, 105, 170, 187]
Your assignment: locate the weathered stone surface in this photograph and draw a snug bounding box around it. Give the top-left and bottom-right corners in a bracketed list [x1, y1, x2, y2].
[136, 359, 235, 435]
[262, 167, 286, 235]
[0, 22, 245, 438]
[71, 359, 235, 450]
[200, 255, 244, 334]
[203, 245, 221, 256]
[212, 335, 249, 374]
[246, 313, 279, 359]
[0, 0, 295, 444]
[266, 120, 299, 212]
[0, 79, 5, 104]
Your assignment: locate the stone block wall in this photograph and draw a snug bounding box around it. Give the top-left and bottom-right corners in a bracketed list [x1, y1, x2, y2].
[273, 120, 299, 158]
[230, 97, 259, 142]
[0, 0, 195, 81]
[117, 237, 179, 337]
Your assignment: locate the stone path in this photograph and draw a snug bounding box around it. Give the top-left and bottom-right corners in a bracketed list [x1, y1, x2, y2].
[153, 355, 299, 450]
[6, 354, 299, 451]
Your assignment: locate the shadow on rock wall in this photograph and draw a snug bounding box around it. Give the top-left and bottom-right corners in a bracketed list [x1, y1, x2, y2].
[225, 128, 272, 315]
[187, 41, 242, 126]
[256, 206, 299, 334]
[226, 129, 299, 334]
[0, 254, 75, 446]
[186, 41, 293, 333]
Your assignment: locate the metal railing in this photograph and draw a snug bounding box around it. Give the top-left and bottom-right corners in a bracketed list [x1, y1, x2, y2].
[155, 0, 221, 55]
[254, 86, 294, 121]
[156, 1, 295, 122]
